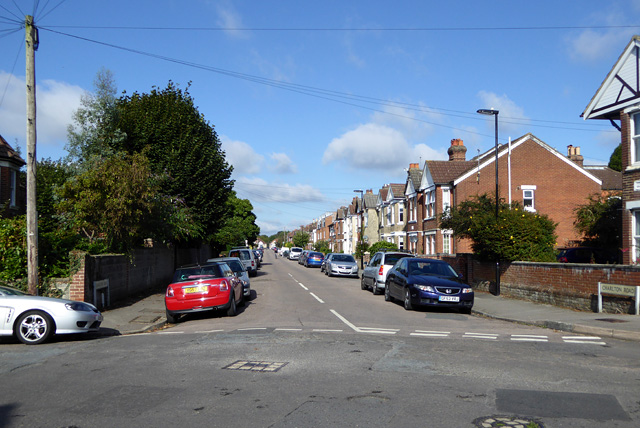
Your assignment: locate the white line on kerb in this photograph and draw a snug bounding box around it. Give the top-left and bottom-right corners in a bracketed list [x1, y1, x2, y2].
[309, 292, 324, 303]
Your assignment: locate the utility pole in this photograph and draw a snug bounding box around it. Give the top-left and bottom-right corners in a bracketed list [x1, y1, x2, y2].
[26, 15, 39, 295]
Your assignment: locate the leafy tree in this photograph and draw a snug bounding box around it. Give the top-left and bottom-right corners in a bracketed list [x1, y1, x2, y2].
[608, 144, 622, 172]
[0, 216, 27, 283]
[292, 231, 310, 248]
[368, 241, 398, 254]
[65, 68, 125, 172]
[113, 82, 233, 243]
[439, 194, 557, 262]
[314, 240, 331, 254]
[573, 194, 622, 251]
[213, 193, 260, 253]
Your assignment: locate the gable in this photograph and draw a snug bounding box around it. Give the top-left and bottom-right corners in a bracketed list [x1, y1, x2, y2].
[583, 36, 640, 120]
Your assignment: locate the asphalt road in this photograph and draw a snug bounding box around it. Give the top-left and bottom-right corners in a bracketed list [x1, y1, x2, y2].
[1, 251, 639, 428]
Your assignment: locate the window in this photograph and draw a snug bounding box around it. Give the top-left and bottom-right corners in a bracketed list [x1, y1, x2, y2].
[425, 190, 435, 219]
[632, 112, 640, 165]
[522, 185, 536, 212]
[399, 205, 404, 223]
[399, 236, 404, 250]
[442, 233, 452, 254]
[10, 170, 17, 207]
[634, 211, 640, 263]
[442, 188, 451, 213]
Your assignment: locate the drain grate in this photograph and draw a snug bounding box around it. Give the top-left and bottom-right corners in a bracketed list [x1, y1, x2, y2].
[595, 318, 628, 323]
[223, 360, 288, 372]
[474, 415, 544, 428]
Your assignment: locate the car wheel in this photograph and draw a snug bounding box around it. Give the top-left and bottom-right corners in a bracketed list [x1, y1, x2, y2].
[403, 288, 413, 311]
[16, 310, 54, 345]
[238, 290, 246, 307]
[384, 284, 393, 302]
[460, 307, 472, 315]
[361, 277, 367, 290]
[166, 309, 180, 324]
[372, 284, 381, 295]
[227, 294, 237, 317]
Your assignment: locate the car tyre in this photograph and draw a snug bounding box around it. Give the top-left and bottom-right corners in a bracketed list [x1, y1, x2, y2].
[16, 310, 54, 345]
[372, 285, 381, 295]
[460, 307, 472, 315]
[227, 294, 237, 317]
[166, 309, 180, 324]
[384, 284, 393, 302]
[403, 288, 413, 311]
[361, 277, 367, 290]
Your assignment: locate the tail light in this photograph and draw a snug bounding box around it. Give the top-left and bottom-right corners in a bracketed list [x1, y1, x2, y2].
[166, 286, 174, 297]
[378, 266, 384, 276]
[219, 280, 229, 292]
[558, 257, 568, 263]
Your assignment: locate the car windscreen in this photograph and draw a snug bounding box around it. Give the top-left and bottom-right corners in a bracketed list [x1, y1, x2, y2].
[407, 261, 457, 278]
[333, 254, 355, 262]
[172, 265, 224, 283]
[226, 260, 245, 273]
[0, 285, 27, 296]
[384, 254, 411, 265]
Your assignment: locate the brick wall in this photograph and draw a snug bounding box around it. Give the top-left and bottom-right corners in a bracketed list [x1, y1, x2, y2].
[67, 245, 211, 308]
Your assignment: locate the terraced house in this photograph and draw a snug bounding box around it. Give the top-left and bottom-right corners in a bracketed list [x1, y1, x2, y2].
[378, 183, 406, 249]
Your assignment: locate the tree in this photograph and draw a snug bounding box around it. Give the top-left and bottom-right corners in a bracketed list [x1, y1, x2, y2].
[608, 144, 622, 172]
[113, 82, 233, 243]
[368, 241, 398, 254]
[573, 194, 622, 251]
[439, 194, 557, 262]
[65, 68, 125, 172]
[314, 240, 331, 254]
[213, 193, 260, 253]
[292, 231, 310, 248]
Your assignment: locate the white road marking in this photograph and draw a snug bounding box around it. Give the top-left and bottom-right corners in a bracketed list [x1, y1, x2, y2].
[237, 327, 268, 331]
[313, 329, 343, 332]
[563, 336, 606, 345]
[299, 283, 309, 291]
[330, 309, 361, 332]
[411, 330, 450, 337]
[195, 329, 224, 333]
[511, 334, 548, 342]
[274, 328, 302, 331]
[157, 331, 185, 335]
[309, 292, 324, 303]
[463, 332, 498, 340]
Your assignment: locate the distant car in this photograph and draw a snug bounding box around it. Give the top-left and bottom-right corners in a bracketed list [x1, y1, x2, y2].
[207, 257, 251, 299]
[288, 247, 303, 260]
[298, 250, 310, 265]
[556, 247, 617, 264]
[304, 251, 324, 268]
[165, 263, 244, 323]
[0, 285, 103, 345]
[362, 251, 413, 295]
[385, 257, 473, 314]
[325, 254, 359, 277]
[228, 248, 258, 277]
[320, 253, 333, 273]
[253, 250, 262, 268]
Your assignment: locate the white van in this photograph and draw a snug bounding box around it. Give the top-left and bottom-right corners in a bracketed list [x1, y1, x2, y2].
[228, 248, 258, 277]
[288, 247, 303, 260]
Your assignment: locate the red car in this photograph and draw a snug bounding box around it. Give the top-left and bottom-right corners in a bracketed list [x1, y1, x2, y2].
[165, 263, 244, 323]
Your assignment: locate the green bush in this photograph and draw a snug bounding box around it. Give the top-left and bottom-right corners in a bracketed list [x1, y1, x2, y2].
[367, 241, 398, 254]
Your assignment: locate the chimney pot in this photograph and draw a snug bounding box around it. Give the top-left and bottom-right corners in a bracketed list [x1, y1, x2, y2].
[447, 138, 467, 161]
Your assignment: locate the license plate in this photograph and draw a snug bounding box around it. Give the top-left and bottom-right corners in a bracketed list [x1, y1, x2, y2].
[184, 286, 208, 294]
[439, 296, 459, 302]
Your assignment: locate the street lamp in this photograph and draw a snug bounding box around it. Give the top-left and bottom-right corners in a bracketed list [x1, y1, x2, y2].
[354, 189, 364, 269]
[477, 108, 500, 296]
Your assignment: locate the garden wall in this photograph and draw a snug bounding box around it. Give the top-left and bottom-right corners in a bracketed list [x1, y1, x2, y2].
[66, 245, 211, 309]
[441, 254, 640, 314]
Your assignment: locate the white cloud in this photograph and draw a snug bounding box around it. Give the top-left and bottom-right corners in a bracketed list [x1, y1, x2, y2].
[567, 29, 632, 63]
[215, 3, 249, 39]
[269, 152, 298, 174]
[477, 91, 529, 137]
[235, 176, 325, 203]
[220, 136, 264, 175]
[0, 72, 83, 155]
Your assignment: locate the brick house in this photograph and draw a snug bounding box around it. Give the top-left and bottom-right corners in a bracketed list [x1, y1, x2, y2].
[582, 35, 640, 264]
[404, 163, 423, 254]
[419, 135, 603, 256]
[0, 134, 25, 216]
[378, 183, 406, 249]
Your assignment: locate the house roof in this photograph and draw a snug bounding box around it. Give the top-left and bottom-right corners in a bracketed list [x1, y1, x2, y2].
[426, 160, 475, 184]
[582, 35, 640, 120]
[405, 167, 423, 196]
[363, 192, 377, 209]
[387, 183, 405, 201]
[0, 134, 26, 166]
[584, 166, 623, 190]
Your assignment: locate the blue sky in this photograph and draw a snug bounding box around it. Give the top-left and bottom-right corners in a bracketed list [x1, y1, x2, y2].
[0, 0, 637, 235]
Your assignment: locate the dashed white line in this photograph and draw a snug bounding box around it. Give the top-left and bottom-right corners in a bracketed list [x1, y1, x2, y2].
[195, 329, 224, 334]
[309, 292, 324, 303]
[463, 332, 498, 340]
[511, 334, 548, 342]
[299, 283, 309, 291]
[313, 329, 343, 332]
[411, 330, 450, 337]
[237, 327, 268, 331]
[357, 327, 398, 335]
[563, 336, 606, 345]
[157, 331, 185, 335]
[274, 328, 302, 331]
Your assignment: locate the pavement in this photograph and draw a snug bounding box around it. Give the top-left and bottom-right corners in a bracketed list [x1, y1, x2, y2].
[98, 289, 640, 342]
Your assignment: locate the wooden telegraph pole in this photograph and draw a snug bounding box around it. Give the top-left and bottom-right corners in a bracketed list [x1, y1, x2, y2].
[25, 15, 39, 295]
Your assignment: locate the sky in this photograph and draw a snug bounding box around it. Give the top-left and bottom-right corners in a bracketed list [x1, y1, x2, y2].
[0, 0, 637, 236]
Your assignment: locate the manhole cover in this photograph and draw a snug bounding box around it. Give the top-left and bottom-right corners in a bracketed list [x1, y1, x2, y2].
[473, 415, 545, 428]
[223, 361, 288, 372]
[595, 318, 628, 323]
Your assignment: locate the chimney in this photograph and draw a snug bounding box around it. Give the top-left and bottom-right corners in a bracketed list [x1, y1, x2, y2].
[447, 138, 467, 161]
[409, 163, 419, 169]
[366, 189, 373, 194]
[567, 145, 584, 167]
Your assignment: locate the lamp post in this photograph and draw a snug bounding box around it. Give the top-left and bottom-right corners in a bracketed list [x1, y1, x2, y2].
[477, 108, 500, 296]
[354, 189, 364, 269]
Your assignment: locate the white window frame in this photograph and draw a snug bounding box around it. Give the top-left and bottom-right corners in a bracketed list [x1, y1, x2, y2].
[442, 187, 451, 213]
[522, 185, 536, 212]
[634, 210, 640, 264]
[632, 111, 640, 166]
[442, 231, 452, 255]
[398, 205, 404, 224]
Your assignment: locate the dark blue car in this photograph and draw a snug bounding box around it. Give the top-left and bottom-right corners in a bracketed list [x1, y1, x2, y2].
[304, 251, 324, 268]
[384, 257, 473, 314]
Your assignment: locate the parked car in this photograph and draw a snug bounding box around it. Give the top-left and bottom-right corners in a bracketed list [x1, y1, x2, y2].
[253, 250, 262, 268]
[298, 250, 310, 265]
[207, 257, 251, 300]
[228, 248, 258, 277]
[288, 247, 303, 260]
[0, 285, 103, 345]
[320, 253, 333, 273]
[165, 262, 244, 323]
[325, 254, 359, 277]
[556, 247, 617, 264]
[385, 257, 473, 314]
[281, 248, 290, 259]
[361, 250, 413, 295]
[304, 251, 324, 268]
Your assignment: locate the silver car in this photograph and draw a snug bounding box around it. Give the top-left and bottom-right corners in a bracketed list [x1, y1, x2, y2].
[325, 254, 359, 278]
[361, 251, 413, 295]
[207, 257, 251, 299]
[0, 285, 103, 345]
